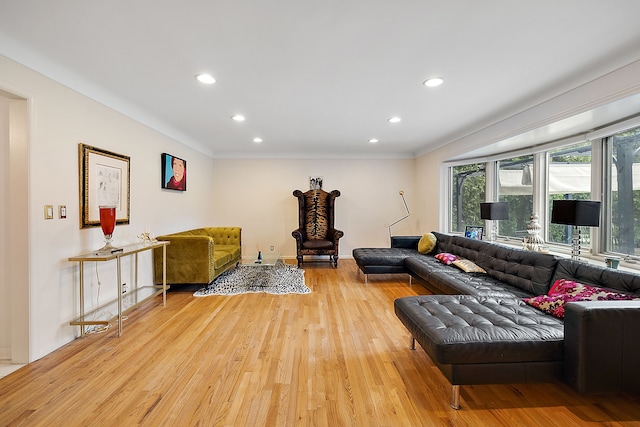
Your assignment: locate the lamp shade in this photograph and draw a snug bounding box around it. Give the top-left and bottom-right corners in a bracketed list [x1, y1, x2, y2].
[480, 202, 509, 220]
[551, 200, 601, 226]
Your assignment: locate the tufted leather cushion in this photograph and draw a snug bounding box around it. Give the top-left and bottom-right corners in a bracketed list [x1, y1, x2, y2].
[394, 295, 564, 365]
[405, 256, 537, 298]
[353, 247, 417, 267]
[552, 259, 640, 297]
[432, 232, 560, 296]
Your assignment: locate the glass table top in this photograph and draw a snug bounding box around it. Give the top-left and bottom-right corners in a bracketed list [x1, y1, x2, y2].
[240, 251, 282, 266]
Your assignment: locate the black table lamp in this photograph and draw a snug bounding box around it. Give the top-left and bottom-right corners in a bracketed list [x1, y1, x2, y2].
[551, 200, 601, 261]
[480, 202, 509, 242]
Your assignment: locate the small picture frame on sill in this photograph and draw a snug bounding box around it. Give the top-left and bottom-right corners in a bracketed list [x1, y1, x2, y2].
[310, 176, 323, 190]
[465, 226, 483, 240]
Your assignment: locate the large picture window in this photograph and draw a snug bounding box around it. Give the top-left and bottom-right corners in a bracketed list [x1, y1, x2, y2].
[450, 164, 485, 233]
[446, 118, 640, 264]
[547, 142, 592, 246]
[497, 155, 533, 239]
[606, 126, 640, 256]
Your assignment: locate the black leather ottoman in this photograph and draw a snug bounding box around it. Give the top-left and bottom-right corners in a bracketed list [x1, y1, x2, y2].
[352, 247, 415, 282]
[394, 294, 564, 409]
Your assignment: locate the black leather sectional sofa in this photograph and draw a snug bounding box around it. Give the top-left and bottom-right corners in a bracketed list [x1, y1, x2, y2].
[353, 232, 640, 409]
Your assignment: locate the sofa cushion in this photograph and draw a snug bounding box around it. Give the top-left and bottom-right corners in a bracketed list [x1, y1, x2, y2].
[524, 278, 638, 318]
[394, 295, 564, 365]
[552, 259, 640, 297]
[418, 233, 437, 254]
[213, 248, 234, 270]
[353, 247, 417, 267]
[404, 256, 533, 298]
[302, 239, 333, 249]
[432, 232, 560, 296]
[215, 244, 241, 261]
[432, 232, 482, 263]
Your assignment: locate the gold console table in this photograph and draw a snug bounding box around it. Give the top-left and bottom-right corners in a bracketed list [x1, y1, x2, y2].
[69, 241, 169, 337]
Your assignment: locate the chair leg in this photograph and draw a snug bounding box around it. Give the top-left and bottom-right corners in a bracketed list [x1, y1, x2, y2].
[450, 385, 461, 410]
[297, 255, 303, 268]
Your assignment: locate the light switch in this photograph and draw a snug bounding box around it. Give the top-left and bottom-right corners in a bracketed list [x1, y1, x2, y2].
[59, 205, 67, 219]
[44, 205, 54, 219]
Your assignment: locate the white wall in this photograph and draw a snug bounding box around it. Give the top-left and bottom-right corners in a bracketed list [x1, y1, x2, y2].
[0, 54, 217, 361]
[0, 95, 9, 359]
[211, 158, 420, 259]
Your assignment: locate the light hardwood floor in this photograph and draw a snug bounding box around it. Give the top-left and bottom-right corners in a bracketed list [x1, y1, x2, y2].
[1, 260, 639, 426]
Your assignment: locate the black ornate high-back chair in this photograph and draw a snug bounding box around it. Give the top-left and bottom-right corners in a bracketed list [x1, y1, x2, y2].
[292, 189, 344, 267]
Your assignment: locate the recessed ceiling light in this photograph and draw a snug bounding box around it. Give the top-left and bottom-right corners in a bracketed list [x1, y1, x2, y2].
[423, 77, 444, 87]
[196, 73, 216, 84]
[388, 117, 402, 123]
[232, 115, 245, 122]
[253, 137, 263, 143]
[369, 138, 379, 143]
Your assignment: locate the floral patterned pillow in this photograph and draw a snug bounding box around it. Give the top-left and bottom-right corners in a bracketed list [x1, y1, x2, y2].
[523, 279, 636, 319]
[434, 252, 459, 265]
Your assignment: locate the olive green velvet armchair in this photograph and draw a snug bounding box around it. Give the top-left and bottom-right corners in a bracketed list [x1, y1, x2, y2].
[153, 227, 241, 285]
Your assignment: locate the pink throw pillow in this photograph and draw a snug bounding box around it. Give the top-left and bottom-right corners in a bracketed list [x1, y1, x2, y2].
[434, 253, 458, 265]
[523, 279, 636, 319]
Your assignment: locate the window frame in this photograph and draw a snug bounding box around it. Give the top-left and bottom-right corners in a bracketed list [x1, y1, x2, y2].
[443, 115, 640, 264]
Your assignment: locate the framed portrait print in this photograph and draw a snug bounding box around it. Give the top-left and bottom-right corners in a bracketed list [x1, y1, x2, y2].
[79, 143, 130, 228]
[464, 226, 484, 240]
[161, 153, 187, 191]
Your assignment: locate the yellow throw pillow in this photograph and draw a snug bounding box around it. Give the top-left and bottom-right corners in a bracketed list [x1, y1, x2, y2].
[418, 233, 437, 254]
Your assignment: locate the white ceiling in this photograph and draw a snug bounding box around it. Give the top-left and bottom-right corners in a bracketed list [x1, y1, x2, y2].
[1, 0, 640, 158]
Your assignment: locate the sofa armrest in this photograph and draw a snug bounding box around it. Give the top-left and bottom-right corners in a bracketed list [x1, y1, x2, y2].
[563, 300, 640, 394]
[154, 235, 214, 284]
[391, 236, 421, 249]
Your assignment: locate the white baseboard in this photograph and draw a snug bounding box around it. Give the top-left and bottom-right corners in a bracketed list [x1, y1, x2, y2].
[0, 347, 10, 360]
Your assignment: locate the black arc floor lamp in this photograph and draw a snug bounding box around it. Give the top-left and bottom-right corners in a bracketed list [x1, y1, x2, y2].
[389, 190, 410, 240]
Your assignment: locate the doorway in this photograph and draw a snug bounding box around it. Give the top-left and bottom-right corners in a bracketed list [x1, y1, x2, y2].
[0, 89, 30, 365]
